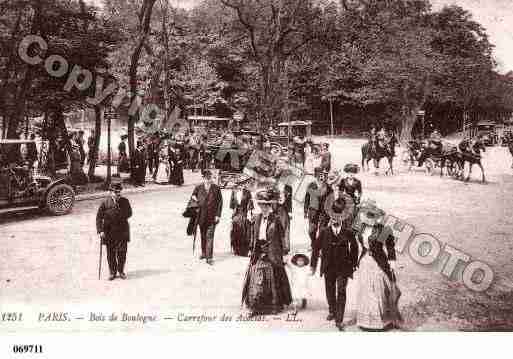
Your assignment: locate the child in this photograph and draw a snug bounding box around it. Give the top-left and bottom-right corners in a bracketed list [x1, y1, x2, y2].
[288, 253, 311, 312]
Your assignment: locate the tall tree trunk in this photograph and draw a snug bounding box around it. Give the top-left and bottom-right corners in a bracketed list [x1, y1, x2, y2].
[6, 0, 42, 139]
[88, 106, 103, 179]
[161, 0, 171, 125]
[127, 0, 157, 180]
[399, 106, 420, 142]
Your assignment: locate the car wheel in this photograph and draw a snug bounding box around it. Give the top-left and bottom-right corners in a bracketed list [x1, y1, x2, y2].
[46, 183, 75, 215]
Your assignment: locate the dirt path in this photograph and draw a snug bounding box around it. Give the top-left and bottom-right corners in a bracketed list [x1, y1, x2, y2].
[1, 139, 512, 332]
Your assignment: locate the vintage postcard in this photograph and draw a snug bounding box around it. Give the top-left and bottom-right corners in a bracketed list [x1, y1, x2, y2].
[1, 0, 513, 346]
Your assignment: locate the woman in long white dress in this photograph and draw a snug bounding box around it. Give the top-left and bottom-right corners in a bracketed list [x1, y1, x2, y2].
[354, 201, 402, 330]
[155, 145, 170, 184]
[303, 142, 315, 175]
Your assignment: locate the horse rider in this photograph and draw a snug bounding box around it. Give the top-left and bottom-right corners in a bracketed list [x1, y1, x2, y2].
[458, 136, 472, 155]
[459, 134, 484, 156]
[377, 127, 387, 141]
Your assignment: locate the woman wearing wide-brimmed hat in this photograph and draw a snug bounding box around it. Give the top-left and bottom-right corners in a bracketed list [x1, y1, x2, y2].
[353, 200, 402, 330]
[322, 170, 354, 228]
[242, 188, 292, 316]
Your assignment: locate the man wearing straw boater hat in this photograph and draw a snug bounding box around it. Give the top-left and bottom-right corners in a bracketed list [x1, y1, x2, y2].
[96, 183, 133, 280]
[311, 196, 358, 331]
[190, 169, 223, 265]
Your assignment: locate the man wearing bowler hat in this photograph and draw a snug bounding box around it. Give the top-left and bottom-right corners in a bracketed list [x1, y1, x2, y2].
[96, 183, 133, 280]
[190, 170, 223, 265]
[311, 197, 358, 331]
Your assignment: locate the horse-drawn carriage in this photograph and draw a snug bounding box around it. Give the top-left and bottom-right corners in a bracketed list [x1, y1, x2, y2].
[401, 139, 465, 178]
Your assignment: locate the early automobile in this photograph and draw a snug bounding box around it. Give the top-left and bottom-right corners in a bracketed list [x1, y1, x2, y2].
[0, 139, 75, 216]
[215, 130, 264, 188]
[475, 121, 498, 146]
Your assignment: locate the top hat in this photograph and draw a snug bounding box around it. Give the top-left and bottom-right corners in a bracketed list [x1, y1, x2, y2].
[110, 183, 122, 192]
[256, 188, 279, 204]
[291, 253, 310, 266]
[344, 163, 359, 174]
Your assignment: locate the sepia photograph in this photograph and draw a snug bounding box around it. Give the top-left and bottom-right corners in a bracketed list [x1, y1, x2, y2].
[1, 0, 513, 348]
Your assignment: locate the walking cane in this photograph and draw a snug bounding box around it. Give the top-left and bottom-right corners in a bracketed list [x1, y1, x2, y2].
[98, 239, 103, 280]
[192, 225, 197, 255]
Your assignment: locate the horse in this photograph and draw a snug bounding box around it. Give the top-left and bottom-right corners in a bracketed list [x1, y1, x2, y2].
[361, 136, 397, 175]
[459, 139, 486, 183]
[439, 149, 464, 179]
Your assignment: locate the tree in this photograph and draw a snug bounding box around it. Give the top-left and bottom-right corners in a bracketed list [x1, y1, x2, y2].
[214, 0, 328, 128]
[320, 0, 498, 140]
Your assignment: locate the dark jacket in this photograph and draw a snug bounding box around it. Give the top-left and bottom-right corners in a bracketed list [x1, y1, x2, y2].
[321, 152, 331, 172]
[281, 184, 293, 213]
[339, 177, 362, 204]
[192, 183, 223, 226]
[357, 224, 396, 281]
[304, 181, 329, 214]
[251, 212, 285, 267]
[133, 147, 146, 168]
[96, 196, 132, 245]
[229, 188, 253, 217]
[311, 226, 358, 278]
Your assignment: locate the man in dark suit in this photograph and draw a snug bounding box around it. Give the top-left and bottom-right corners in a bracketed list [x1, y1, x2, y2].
[311, 198, 358, 331]
[133, 140, 146, 186]
[321, 143, 331, 173]
[96, 183, 133, 280]
[190, 170, 223, 265]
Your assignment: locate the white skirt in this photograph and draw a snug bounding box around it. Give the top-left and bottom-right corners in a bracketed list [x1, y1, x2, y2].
[355, 254, 402, 329]
[155, 161, 169, 184]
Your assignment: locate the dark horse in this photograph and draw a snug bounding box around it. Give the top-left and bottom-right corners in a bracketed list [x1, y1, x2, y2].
[458, 139, 486, 183]
[361, 136, 397, 175]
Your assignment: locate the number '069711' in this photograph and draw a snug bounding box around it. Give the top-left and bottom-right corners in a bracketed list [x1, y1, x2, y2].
[12, 345, 43, 354]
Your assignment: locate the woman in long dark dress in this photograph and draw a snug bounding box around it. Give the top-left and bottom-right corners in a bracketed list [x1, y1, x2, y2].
[242, 189, 292, 316]
[169, 146, 184, 186]
[230, 182, 254, 256]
